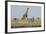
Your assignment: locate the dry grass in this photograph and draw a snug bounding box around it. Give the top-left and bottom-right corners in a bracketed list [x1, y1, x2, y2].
[11, 18, 41, 28]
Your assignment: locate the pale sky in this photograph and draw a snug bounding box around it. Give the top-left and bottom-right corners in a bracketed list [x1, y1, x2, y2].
[11, 5, 41, 19]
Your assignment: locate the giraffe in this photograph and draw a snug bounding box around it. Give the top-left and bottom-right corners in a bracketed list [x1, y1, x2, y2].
[21, 8, 29, 20]
[14, 8, 29, 20]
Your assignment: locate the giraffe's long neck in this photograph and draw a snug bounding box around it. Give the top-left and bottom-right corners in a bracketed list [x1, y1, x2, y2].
[26, 8, 29, 17]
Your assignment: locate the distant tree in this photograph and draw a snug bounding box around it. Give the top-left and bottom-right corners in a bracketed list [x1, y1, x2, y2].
[14, 18, 17, 20]
[31, 16, 34, 22]
[37, 17, 40, 21]
[32, 16, 34, 22]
